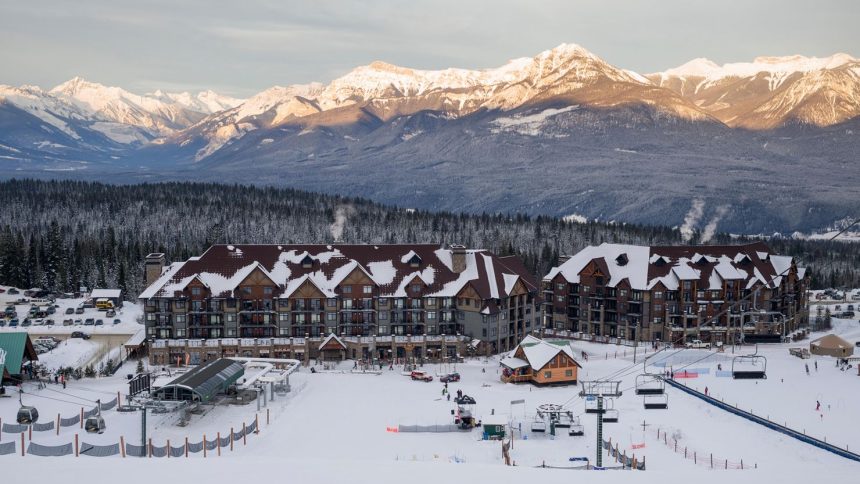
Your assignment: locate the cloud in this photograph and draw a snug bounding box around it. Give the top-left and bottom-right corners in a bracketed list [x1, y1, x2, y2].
[700, 205, 730, 243]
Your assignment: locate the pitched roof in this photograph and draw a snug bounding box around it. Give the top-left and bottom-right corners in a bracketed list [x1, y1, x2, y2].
[0, 333, 38, 378]
[140, 244, 536, 301]
[810, 334, 852, 350]
[91, 288, 122, 299]
[319, 333, 347, 351]
[547, 242, 803, 292]
[503, 336, 581, 372]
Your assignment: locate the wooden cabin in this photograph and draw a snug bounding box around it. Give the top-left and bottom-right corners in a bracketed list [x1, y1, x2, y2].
[500, 335, 581, 386]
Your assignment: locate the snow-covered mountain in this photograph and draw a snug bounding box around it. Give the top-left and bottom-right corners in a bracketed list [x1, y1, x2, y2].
[649, 53, 860, 128]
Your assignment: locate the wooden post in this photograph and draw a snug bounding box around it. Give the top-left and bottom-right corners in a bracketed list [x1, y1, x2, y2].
[185, 437, 189, 458]
[217, 432, 221, 457]
[28, 425, 32, 441]
[80, 408, 84, 429]
[148, 438, 152, 458]
[120, 436, 126, 458]
[230, 427, 234, 451]
[710, 453, 713, 468]
[167, 439, 170, 458]
[117, 391, 121, 406]
[267, 408, 270, 426]
[75, 433, 79, 457]
[57, 413, 61, 435]
[243, 422, 247, 445]
[21, 432, 25, 456]
[255, 414, 260, 434]
[203, 434, 207, 458]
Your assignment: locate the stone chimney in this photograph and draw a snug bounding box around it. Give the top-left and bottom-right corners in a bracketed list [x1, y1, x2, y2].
[558, 255, 571, 266]
[451, 244, 467, 273]
[145, 253, 166, 287]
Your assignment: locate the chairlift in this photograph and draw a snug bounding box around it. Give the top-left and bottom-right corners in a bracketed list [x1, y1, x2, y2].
[16, 392, 39, 425]
[568, 416, 584, 436]
[635, 374, 665, 395]
[85, 400, 107, 434]
[732, 346, 767, 379]
[530, 415, 547, 433]
[643, 393, 669, 410]
[603, 399, 619, 423]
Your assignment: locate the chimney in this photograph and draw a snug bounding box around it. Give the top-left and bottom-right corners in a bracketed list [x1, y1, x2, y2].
[145, 253, 166, 287]
[558, 255, 571, 266]
[451, 244, 467, 273]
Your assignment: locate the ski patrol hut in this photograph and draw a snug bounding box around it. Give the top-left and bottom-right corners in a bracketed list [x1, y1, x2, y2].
[809, 334, 854, 358]
[0, 333, 38, 384]
[500, 335, 581, 385]
[482, 414, 508, 439]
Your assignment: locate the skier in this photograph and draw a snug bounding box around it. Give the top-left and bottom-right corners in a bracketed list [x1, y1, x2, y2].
[816, 400, 821, 411]
[805, 363, 810, 375]
[446, 393, 450, 401]
[704, 386, 709, 396]
[814, 360, 818, 371]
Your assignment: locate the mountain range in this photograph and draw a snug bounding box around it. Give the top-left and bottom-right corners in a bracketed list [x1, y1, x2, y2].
[1, 44, 858, 235]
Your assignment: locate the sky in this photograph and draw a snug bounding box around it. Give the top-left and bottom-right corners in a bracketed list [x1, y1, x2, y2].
[2, 0, 858, 97]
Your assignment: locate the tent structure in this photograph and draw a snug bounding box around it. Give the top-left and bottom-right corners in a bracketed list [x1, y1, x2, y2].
[0, 333, 38, 383]
[809, 334, 854, 358]
[152, 358, 244, 403]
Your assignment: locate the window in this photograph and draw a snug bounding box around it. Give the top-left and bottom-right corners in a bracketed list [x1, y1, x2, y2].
[175, 328, 185, 337]
[581, 285, 590, 293]
[342, 285, 352, 294]
[378, 326, 387, 335]
[426, 311, 436, 320]
[175, 314, 186, 324]
[226, 299, 236, 308]
[654, 304, 662, 313]
[619, 289, 627, 298]
[683, 281, 691, 289]
[175, 300, 186, 309]
[363, 285, 373, 294]
[264, 287, 273, 295]
[556, 295, 564, 302]
[426, 297, 436, 306]
[343, 299, 353, 309]
[146, 313, 155, 322]
[565, 369, 573, 377]
[242, 286, 252, 295]
[327, 298, 337, 308]
[326, 313, 337, 322]
[191, 287, 202, 296]
[711, 291, 720, 298]
[595, 276, 604, 286]
[556, 283, 565, 290]
[699, 304, 707, 313]
[279, 313, 290, 323]
[411, 284, 422, 294]
[279, 327, 290, 336]
[544, 371, 552, 379]
[696, 290, 705, 299]
[653, 291, 663, 300]
[379, 312, 387, 321]
[295, 314, 306, 324]
[226, 314, 236, 323]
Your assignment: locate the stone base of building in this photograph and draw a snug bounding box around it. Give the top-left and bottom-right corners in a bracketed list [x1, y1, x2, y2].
[149, 335, 470, 367]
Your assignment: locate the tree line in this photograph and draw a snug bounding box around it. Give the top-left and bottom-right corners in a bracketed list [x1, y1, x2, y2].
[0, 179, 856, 299]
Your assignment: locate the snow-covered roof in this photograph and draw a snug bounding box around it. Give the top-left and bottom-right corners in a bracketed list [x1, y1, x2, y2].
[90, 288, 121, 299]
[506, 336, 581, 372]
[546, 242, 802, 293]
[319, 333, 347, 351]
[139, 244, 538, 301]
[500, 356, 529, 369]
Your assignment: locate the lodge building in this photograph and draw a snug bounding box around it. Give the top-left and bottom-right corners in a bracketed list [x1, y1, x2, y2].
[140, 244, 538, 365]
[541, 242, 808, 345]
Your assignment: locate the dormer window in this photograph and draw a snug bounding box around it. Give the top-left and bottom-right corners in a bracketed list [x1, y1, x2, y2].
[615, 254, 628, 266]
[408, 254, 422, 268]
[694, 255, 708, 266]
[301, 255, 314, 268]
[739, 255, 751, 265]
[655, 257, 666, 267]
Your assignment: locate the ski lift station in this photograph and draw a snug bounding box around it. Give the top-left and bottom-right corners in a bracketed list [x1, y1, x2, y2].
[152, 358, 245, 403]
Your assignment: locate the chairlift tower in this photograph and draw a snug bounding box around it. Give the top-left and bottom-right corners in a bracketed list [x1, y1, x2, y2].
[579, 381, 622, 468]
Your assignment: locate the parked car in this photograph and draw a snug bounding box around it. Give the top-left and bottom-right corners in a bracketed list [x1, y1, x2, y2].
[95, 319, 104, 326]
[74, 318, 83, 325]
[21, 318, 31, 327]
[106, 309, 116, 317]
[32, 318, 44, 326]
[9, 319, 19, 327]
[45, 319, 55, 326]
[65, 307, 75, 315]
[0, 320, 5, 327]
[440, 372, 461, 383]
[70, 331, 91, 340]
[84, 318, 95, 326]
[113, 318, 121, 325]
[848, 304, 855, 311]
[63, 318, 73, 326]
[840, 311, 855, 318]
[8, 288, 19, 295]
[75, 307, 84, 314]
[410, 370, 433, 382]
[685, 339, 711, 349]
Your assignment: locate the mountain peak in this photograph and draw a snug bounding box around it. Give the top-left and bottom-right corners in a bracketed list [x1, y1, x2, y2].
[49, 76, 106, 96]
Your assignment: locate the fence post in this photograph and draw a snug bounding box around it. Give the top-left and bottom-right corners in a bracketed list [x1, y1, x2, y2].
[117, 391, 121, 406]
[710, 453, 713, 468]
[75, 433, 79, 457]
[741, 459, 744, 470]
[57, 413, 60, 436]
[203, 434, 207, 458]
[80, 408, 84, 429]
[243, 422, 247, 445]
[21, 433, 25, 456]
[167, 439, 170, 458]
[185, 437, 188, 458]
[685, 447, 687, 458]
[217, 432, 221, 457]
[267, 408, 270, 426]
[120, 436, 126, 458]
[694, 451, 697, 464]
[255, 414, 260, 434]
[28, 425, 32, 442]
[725, 459, 728, 469]
[230, 427, 234, 452]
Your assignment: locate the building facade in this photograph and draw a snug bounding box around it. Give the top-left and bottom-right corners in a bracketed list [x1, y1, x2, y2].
[542, 242, 808, 345]
[141, 244, 539, 364]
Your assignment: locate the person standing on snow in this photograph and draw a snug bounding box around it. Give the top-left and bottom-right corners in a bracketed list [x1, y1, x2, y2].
[704, 387, 709, 396]
[805, 363, 810, 375]
[816, 400, 821, 411]
[814, 360, 818, 371]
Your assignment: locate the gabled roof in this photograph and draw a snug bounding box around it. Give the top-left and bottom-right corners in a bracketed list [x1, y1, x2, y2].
[139, 244, 537, 301]
[0, 333, 38, 378]
[319, 333, 347, 351]
[547, 242, 802, 293]
[90, 288, 122, 299]
[502, 336, 581, 372]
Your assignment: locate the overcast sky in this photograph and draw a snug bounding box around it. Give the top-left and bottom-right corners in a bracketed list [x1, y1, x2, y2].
[2, 0, 857, 97]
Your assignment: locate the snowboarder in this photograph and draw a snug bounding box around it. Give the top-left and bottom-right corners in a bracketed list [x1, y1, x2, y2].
[816, 400, 821, 411]
[717, 363, 722, 372]
[805, 363, 810, 375]
[704, 387, 709, 396]
[446, 393, 450, 401]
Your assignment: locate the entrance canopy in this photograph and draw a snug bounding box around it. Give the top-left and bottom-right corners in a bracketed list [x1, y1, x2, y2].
[152, 358, 244, 403]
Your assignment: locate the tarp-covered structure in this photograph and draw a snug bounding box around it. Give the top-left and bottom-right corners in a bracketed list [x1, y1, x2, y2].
[152, 358, 244, 403]
[809, 334, 854, 358]
[0, 333, 38, 383]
